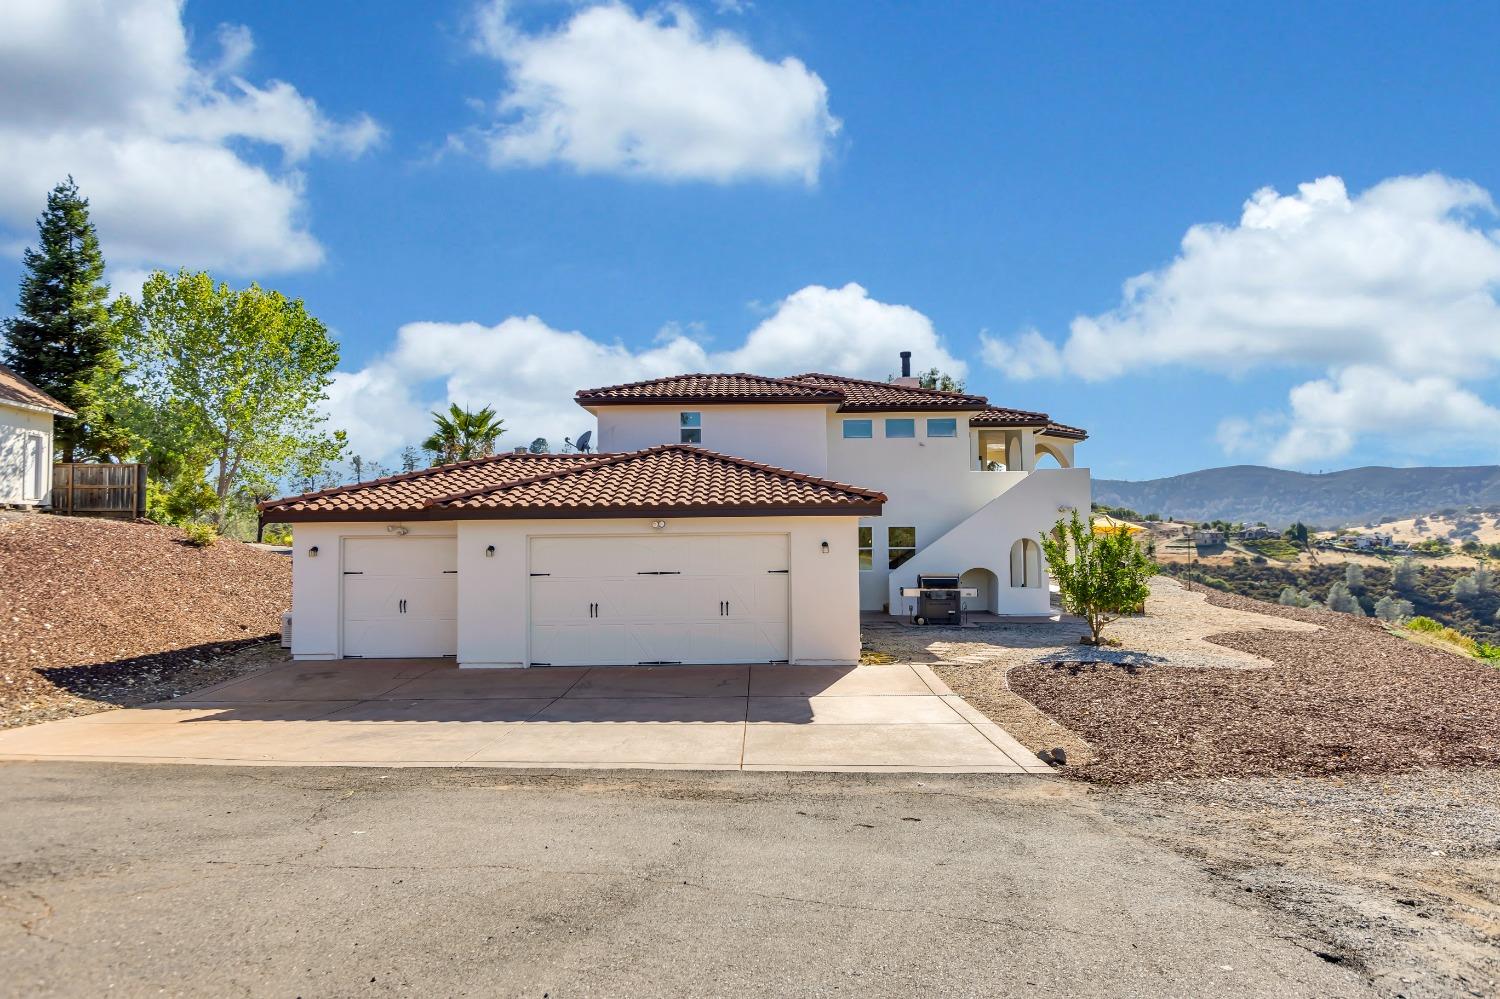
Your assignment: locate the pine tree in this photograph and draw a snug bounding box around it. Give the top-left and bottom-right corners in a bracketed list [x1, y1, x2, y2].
[0, 177, 119, 460]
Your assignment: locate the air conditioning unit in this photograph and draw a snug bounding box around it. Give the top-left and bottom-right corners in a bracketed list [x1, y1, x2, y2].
[280, 612, 293, 649]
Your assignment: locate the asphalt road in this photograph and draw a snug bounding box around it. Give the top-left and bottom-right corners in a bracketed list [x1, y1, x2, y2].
[0, 763, 1370, 998]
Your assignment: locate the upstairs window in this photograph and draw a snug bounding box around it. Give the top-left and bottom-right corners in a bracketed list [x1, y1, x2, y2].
[885, 418, 915, 438]
[680, 411, 701, 444]
[888, 526, 916, 568]
[842, 419, 873, 439]
[858, 526, 873, 570]
[926, 418, 957, 438]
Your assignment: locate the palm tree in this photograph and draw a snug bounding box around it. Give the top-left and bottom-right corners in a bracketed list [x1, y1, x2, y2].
[421, 404, 505, 464]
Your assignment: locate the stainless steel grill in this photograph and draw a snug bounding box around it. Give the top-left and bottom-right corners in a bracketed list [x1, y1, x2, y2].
[900, 573, 976, 626]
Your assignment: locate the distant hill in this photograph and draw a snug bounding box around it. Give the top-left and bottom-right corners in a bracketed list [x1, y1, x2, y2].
[1093, 465, 1500, 528]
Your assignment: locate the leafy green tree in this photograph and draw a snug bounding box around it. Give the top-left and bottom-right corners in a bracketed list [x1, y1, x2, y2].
[1284, 521, 1317, 563]
[1326, 581, 1365, 615]
[916, 367, 965, 393]
[0, 178, 125, 460]
[1039, 510, 1156, 645]
[1373, 595, 1414, 624]
[529, 437, 550, 454]
[1278, 586, 1314, 608]
[399, 445, 421, 473]
[1392, 557, 1420, 592]
[1344, 562, 1364, 589]
[422, 404, 505, 463]
[110, 270, 345, 524]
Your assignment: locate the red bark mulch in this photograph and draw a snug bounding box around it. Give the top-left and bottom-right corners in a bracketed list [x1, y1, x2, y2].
[0, 514, 290, 728]
[1010, 589, 1500, 784]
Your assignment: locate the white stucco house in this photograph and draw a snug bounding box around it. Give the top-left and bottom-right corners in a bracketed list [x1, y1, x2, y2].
[0, 365, 73, 509]
[262, 360, 1089, 667]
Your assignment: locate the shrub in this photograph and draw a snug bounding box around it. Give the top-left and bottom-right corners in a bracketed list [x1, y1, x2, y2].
[180, 522, 218, 548]
[260, 523, 293, 546]
[1406, 616, 1480, 655]
[1392, 557, 1420, 592]
[1344, 562, 1364, 588]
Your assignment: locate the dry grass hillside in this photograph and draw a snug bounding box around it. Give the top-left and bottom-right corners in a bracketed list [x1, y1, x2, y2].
[0, 515, 290, 728]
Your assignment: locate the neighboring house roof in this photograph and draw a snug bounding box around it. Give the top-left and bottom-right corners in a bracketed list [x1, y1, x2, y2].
[0, 365, 75, 417]
[576, 373, 844, 406]
[262, 445, 886, 521]
[969, 406, 1051, 428]
[259, 452, 601, 520]
[784, 373, 989, 412]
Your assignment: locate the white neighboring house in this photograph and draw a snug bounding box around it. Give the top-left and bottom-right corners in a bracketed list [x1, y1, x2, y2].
[263, 360, 1089, 668]
[0, 365, 74, 508]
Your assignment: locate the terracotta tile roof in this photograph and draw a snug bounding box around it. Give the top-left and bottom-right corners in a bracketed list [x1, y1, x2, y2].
[1041, 421, 1088, 441]
[0, 365, 74, 416]
[784, 373, 989, 412]
[576, 373, 844, 406]
[428, 445, 884, 519]
[258, 452, 602, 520]
[969, 406, 1051, 428]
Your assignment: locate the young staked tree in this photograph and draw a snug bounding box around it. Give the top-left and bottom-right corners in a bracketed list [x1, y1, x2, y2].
[1039, 510, 1156, 645]
[0, 178, 124, 460]
[110, 270, 346, 524]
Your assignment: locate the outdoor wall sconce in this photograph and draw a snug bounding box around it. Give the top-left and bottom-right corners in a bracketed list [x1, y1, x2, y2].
[386, 524, 409, 536]
[485, 545, 495, 558]
[308, 546, 319, 557]
[821, 540, 830, 554]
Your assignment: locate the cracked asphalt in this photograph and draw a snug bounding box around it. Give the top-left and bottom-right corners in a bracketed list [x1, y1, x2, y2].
[0, 763, 1370, 998]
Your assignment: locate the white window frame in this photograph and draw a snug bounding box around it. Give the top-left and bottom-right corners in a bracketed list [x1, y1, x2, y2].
[888, 526, 916, 569]
[680, 411, 701, 444]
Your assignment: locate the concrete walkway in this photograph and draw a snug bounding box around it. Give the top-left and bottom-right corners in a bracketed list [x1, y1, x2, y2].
[0, 660, 1047, 773]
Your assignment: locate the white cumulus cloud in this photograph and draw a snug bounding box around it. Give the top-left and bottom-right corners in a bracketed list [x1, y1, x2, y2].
[327, 283, 962, 461]
[462, 1, 839, 184]
[0, 0, 382, 277]
[983, 174, 1500, 464]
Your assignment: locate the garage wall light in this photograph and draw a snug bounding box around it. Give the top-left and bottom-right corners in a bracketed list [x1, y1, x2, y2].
[485, 545, 495, 558]
[308, 546, 319, 557]
[386, 525, 409, 536]
[820, 541, 830, 554]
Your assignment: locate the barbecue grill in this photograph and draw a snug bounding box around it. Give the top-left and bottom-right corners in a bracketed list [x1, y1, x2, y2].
[899, 573, 978, 626]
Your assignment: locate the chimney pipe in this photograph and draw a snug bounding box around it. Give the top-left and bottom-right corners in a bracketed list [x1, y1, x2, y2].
[900, 350, 912, 378]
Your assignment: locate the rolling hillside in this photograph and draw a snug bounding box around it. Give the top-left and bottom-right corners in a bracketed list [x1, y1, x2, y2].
[1093, 465, 1500, 528]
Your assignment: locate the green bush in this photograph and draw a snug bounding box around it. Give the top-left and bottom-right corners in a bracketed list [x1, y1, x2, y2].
[1406, 616, 1479, 655]
[1406, 616, 1444, 633]
[180, 522, 219, 548]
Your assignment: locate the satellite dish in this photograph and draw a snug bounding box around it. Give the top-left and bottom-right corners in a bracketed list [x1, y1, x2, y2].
[575, 430, 593, 453]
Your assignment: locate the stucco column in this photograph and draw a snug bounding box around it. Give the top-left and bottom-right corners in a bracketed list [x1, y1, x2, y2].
[969, 427, 981, 470]
[1017, 429, 1037, 471]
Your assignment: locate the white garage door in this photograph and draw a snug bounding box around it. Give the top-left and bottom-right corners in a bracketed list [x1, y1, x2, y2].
[529, 534, 789, 666]
[342, 537, 457, 658]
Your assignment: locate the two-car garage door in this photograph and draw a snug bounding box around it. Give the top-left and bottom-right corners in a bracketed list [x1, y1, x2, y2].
[529, 534, 790, 666]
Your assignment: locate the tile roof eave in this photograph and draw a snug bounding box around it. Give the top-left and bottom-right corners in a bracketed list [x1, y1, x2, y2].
[268, 500, 884, 523]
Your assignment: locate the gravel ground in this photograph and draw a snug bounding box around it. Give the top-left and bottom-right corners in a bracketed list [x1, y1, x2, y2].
[0, 515, 291, 729]
[1101, 769, 1500, 998]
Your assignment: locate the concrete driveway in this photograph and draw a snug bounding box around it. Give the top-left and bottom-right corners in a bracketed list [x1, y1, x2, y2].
[0, 660, 1046, 773]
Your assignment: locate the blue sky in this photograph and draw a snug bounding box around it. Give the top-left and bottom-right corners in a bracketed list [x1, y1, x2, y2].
[4, 1, 1500, 480]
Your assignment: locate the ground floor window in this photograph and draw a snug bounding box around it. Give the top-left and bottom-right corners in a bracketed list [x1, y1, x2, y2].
[888, 526, 916, 568]
[858, 526, 873, 570]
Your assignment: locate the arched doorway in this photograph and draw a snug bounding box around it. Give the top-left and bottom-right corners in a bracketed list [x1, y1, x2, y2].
[1009, 538, 1043, 588]
[960, 567, 999, 615]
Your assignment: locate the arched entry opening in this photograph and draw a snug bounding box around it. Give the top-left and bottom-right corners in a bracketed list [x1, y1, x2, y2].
[960, 567, 999, 615]
[1009, 539, 1043, 589]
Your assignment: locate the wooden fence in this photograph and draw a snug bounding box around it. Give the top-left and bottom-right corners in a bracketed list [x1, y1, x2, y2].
[52, 463, 147, 520]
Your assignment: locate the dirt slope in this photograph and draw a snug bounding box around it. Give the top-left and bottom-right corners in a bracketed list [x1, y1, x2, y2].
[0, 515, 290, 728]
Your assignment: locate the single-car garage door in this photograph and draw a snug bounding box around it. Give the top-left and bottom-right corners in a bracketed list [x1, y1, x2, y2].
[529, 534, 789, 666]
[342, 537, 458, 658]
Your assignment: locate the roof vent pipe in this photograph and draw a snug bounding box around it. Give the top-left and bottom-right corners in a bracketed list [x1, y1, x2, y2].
[900, 351, 912, 378]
